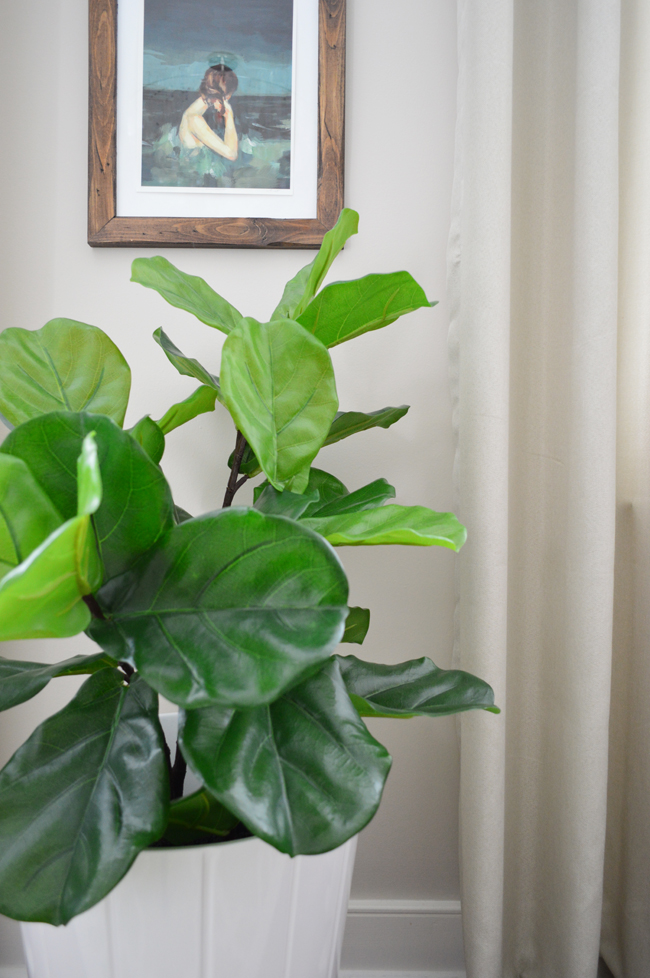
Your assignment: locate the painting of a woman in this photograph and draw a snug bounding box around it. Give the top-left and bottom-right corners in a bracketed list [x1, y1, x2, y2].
[179, 64, 239, 161]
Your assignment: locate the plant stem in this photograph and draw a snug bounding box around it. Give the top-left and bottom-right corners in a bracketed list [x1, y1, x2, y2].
[222, 429, 249, 507]
[169, 744, 187, 801]
[82, 594, 106, 620]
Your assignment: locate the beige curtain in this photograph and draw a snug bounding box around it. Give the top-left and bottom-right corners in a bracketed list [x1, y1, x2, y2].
[448, 0, 650, 976]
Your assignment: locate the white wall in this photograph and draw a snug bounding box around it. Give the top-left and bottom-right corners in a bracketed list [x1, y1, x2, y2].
[0, 0, 459, 970]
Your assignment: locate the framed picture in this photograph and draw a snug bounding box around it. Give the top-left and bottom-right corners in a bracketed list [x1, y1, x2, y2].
[88, 0, 345, 248]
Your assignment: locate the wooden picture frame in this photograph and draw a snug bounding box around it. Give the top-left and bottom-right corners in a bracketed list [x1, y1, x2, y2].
[88, 0, 345, 248]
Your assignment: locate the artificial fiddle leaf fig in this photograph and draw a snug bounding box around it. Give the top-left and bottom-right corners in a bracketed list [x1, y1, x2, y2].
[178, 658, 391, 856]
[302, 504, 467, 550]
[271, 208, 360, 320]
[0, 319, 131, 428]
[0, 670, 169, 925]
[324, 405, 410, 447]
[297, 272, 435, 348]
[0, 433, 102, 641]
[342, 607, 371, 645]
[128, 415, 166, 465]
[89, 508, 349, 709]
[153, 327, 222, 392]
[0, 650, 118, 713]
[0, 455, 63, 579]
[336, 654, 499, 718]
[255, 467, 350, 518]
[0, 412, 174, 583]
[309, 478, 396, 517]
[253, 484, 319, 520]
[161, 789, 240, 847]
[132, 256, 244, 334]
[157, 385, 219, 435]
[220, 318, 339, 491]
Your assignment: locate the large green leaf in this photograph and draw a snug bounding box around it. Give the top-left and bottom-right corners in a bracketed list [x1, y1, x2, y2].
[0, 455, 63, 579]
[128, 415, 165, 464]
[308, 478, 396, 517]
[132, 257, 243, 334]
[0, 671, 168, 925]
[153, 328, 222, 392]
[302, 505, 467, 550]
[253, 467, 349, 516]
[1, 413, 174, 583]
[336, 654, 499, 718]
[178, 658, 391, 856]
[271, 209, 359, 320]
[253, 484, 319, 519]
[342, 607, 370, 645]
[220, 318, 339, 491]
[0, 319, 131, 428]
[161, 789, 239, 847]
[89, 508, 349, 709]
[0, 651, 118, 712]
[296, 272, 434, 348]
[157, 385, 219, 436]
[324, 406, 410, 446]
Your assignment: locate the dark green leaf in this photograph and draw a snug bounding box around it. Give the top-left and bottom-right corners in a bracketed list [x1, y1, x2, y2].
[153, 328, 221, 392]
[336, 654, 499, 717]
[132, 257, 243, 334]
[227, 440, 261, 477]
[179, 658, 391, 856]
[1, 413, 174, 582]
[309, 478, 395, 517]
[173, 504, 193, 524]
[253, 484, 319, 520]
[291, 468, 350, 518]
[128, 415, 165, 464]
[89, 508, 349, 709]
[302, 504, 467, 550]
[220, 319, 338, 492]
[297, 271, 434, 348]
[342, 607, 370, 645]
[0, 319, 131, 429]
[324, 406, 410, 447]
[157, 385, 219, 436]
[0, 455, 63, 580]
[161, 789, 239, 847]
[0, 671, 169, 925]
[271, 209, 359, 320]
[0, 651, 118, 712]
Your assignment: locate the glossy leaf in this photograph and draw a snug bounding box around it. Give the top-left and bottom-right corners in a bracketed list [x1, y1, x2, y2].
[296, 468, 350, 517]
[1, 413, 174, 583]
[128, 415, 165, 464]
[0, 671, 169, 925]
[297, 272, 434, 348]
[0, 319, 131, 428]
[220, 318, 339, 491]
[342, 607, 370, 645]
[76, 430, 103, 515]
[0, 650, 118, 712]
[309, 478, 396, 517]
[336, 654, 499, 718]
[302, 504, 467, 550]
[0, 455, 63, 579]
[89, 508, 349, 709]
[253, 484, 319, 520]
[132, 257, 243, 334]
[153, 328, 222, 392]
[271, 209, 360, 320]
[324, 405, 410, 447]
[157, 385, 219, 436]
[161, 789, 239, 847]
[179, 658, 391, 856]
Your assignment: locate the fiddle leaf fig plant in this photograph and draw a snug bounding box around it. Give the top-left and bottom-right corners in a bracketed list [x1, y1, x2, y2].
[0, 209, 498, 926]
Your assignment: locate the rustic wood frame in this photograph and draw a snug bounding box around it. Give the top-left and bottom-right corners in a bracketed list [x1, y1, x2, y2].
[88, 0, 345, 248]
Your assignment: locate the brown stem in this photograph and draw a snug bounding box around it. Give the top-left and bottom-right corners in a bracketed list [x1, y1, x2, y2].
[83, 594, 106, 620]
[222, 430, 248, 507]
[169, 744, 187, 801]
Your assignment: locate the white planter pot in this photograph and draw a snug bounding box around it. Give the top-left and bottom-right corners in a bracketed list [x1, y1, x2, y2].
[20, 714, 357, 978]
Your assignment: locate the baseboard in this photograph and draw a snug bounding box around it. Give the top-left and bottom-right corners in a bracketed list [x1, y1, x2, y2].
[340, 899, 465, 975]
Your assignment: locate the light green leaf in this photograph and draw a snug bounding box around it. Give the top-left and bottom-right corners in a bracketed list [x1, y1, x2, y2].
[132, 257, 243, 334]
[157, 385, 219, 436]
[336, 654, 499, 718]
[89, 508, 349, 709]
[0, 455, 63, 580]
[0, 671, 168, 925]
[76, 432, 102, 516]
[296, 271, 435, 348]
[128, 415, 165, 464]
[302, 504, 467, 549]
[153, 328, 221, 391]
[178, 658, 391, 856]
[0, 319, 131, 428]
[342, 607, 370, 645]
[271, 208, 359, 320]
[0, 650, 118, 712]
[220, 318, 339, 491]
[161, 789, 240, 847]
[324, 406, 410, 446]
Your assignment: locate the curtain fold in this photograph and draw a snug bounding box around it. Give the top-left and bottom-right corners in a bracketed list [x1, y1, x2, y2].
[448, 1, 650, 975]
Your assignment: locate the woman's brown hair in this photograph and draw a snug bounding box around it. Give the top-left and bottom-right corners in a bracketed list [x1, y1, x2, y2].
[199, 64, 238, 127]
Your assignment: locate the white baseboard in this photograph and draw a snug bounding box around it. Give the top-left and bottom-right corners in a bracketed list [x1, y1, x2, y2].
[340, 899, 465, 975]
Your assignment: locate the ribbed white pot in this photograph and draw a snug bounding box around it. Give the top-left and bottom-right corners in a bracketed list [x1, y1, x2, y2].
[20, 715, 357, 978]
